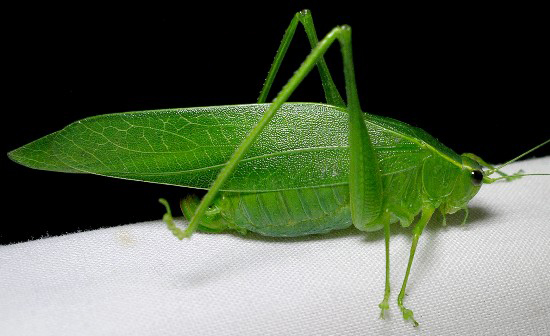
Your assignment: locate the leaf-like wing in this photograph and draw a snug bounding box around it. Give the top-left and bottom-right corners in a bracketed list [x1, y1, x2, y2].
[9, 103, 456, 192]
[9, 104, 353, 191]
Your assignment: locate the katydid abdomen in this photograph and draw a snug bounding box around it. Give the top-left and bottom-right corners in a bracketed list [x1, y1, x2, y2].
[192, 158, 435, 237]
[220, 186, 352, 236]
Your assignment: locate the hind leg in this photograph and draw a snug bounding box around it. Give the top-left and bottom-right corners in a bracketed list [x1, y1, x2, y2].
[159, 197, 235, 239]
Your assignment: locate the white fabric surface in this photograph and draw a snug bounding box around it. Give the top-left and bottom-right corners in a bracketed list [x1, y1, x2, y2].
[1, 157, 549, 336]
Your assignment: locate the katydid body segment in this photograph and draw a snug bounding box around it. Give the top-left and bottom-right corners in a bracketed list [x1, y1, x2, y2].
[8, 10, 549, 326]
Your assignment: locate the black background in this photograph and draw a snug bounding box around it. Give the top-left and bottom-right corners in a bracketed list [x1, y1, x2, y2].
[3, 2, 548, 244]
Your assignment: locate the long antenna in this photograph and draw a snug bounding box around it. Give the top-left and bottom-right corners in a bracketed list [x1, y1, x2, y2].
[488, 139, 550, 175]
[484, 173, 550, 184]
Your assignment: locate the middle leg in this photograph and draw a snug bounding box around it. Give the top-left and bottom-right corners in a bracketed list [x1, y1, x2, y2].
[397, 206, 435, 326]
[378, 212, 392, 318]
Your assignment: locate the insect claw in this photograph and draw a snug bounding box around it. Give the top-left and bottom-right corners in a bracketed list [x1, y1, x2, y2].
[399, 306, 419, 327]
[159, 198, 188, 240]
[378, 300, 390, 319]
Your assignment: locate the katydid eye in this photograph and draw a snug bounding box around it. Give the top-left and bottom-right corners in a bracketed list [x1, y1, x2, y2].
[471, 170, 483, 186]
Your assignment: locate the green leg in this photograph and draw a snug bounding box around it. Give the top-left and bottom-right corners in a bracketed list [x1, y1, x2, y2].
[180, 195, 227, 233]
[180, 24, 381, 239]
[397, 206, 435, 327]
[159, 198, 186, 239]
[440, 208, 447, 227]
[378, 213, 391, 318]
[159, 196, 233, 236]
[257, 9, 344, 107]
[461, 207, 469, 225]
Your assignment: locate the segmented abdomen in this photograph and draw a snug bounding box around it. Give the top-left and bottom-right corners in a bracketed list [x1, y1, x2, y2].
[221, 185, 352, 237]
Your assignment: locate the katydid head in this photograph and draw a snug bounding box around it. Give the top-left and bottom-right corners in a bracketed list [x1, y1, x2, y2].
[439, 155, 484, 214]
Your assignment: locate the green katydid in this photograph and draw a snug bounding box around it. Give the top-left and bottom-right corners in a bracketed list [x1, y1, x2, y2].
[7, 9, 549, 326]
